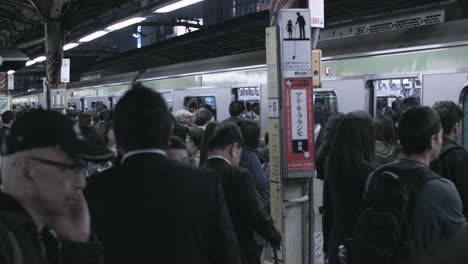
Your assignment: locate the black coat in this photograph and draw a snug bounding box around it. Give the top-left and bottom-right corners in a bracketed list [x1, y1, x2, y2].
[85, 153, 241, 264]
[323, 162, 375, 264]
[203, 158, 281, 264]
[430, 138, 468, 218]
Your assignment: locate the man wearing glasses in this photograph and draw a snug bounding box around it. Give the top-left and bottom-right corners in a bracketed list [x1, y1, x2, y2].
[0, 109, 114, 263]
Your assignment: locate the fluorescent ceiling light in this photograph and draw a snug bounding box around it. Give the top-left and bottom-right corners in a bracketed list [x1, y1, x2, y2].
[154, 0, 204, 13]
[33, 56, 46, 62]
[107, 17, 146, 31]
[7, 70, 15, 75]
[64, 43, 80, 50]
[79, 31, 109, 42]
[25, 60, 36, 66]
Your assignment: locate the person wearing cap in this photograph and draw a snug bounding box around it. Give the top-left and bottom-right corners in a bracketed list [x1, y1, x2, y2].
[84, 84, 241, 264]
[0, 109, 114, 264]
[173, 109, 195, 127]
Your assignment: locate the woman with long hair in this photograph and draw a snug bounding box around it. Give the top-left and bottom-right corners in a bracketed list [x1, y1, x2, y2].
[323, 111, 376, 264]
[237, 120, 270, 260]
[315, 112, 345, 180]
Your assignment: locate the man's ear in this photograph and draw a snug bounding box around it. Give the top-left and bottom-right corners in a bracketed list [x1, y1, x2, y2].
[454, 123, 461, 136]
[228, 144, 235, 158]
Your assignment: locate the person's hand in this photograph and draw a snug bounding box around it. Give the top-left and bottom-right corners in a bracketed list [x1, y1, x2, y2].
[48, 192, 90, 242]
[269, 228, 282, 248]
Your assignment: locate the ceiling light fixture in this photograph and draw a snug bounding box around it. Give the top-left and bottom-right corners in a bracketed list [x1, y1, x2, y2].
[25, 60, 36, 66]
[33, 56, 46, 63]
[154, 0, 204, 13]
[64, 43, 80, 50]
[107, 17, 147, 31]
[79, 31, 109, 42]
[7, 70, 15, 75]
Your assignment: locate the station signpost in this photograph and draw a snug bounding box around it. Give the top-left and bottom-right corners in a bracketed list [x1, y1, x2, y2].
[267, 0, 324, 263]
[266, 8, 315, 264]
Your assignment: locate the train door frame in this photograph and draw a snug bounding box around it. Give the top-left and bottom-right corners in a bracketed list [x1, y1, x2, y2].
[364, 72, 422, 117]
[322, 76, 368, 114]
[460, 85, 468, 149]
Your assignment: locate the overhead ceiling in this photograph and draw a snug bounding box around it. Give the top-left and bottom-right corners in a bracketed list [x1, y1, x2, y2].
[0, 0, 465, 76]
[0, 0, 141, 53]
[2, 0, 459, 53]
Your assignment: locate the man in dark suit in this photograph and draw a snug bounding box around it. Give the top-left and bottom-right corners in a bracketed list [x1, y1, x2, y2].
[85, 84, 241, 264]
[203, 122, 281, 264]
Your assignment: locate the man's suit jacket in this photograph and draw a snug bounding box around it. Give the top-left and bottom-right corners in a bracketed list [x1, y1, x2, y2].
[85, 153, 241, 264]
[203, 157, 279, 264]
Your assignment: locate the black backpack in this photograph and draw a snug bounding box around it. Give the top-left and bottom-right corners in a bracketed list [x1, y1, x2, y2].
[345, 160, 440, 264]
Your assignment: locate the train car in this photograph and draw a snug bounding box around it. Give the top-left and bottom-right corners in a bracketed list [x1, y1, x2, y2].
[12, 17, 468, 146]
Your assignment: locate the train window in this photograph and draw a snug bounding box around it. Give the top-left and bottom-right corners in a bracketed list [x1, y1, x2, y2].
[372, 77, 422, 117]
[91, 101, 107, 113]
[232, 87, 261, 102]
[462, 86, 468, 150]
[314, 91, 338, 125]
[183, 96, 217, 118]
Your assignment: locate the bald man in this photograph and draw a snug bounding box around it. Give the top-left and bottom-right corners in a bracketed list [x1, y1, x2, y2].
[0, 109, 114, 264]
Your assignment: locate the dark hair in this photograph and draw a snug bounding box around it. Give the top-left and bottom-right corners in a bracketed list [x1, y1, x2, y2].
[245, 101, 252, 112]
[169, 136, 186, 150]
[399, 96, 421, 113]
[2, 110, 14, 124]
[377, 98, 387, 111]
[433, 101, 463, 136]
[208, 121, 243, 151]
[326, 111, 375, 177]
[316, 112, 345, 179]
[80, 126, 104, 146]
[237, 120, 260, 149]
[187, 102, 197, 112]
[229, 101, 245, 117]
[199, 104, 214, 115]
[374, 114, 396, 145]
[252, 105, 260, 116]
[319, 112, 345, 147]
[189, 127, 204, 150]
[172, 115, 189, 141]
[195, 109, 213, 126]
[199, 122, 218, 167]
[114, 84, 172, 151]
[78, 113, 93, 127]
[398, 106, 441, 154]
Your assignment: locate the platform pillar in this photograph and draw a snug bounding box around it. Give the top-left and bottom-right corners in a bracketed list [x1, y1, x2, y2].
[266, 1, 319, 263]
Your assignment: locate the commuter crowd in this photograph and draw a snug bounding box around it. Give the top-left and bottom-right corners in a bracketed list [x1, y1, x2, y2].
[318, 96, 468, 264]
[0, 84, 277, 264]
[0, 83, 468, 264]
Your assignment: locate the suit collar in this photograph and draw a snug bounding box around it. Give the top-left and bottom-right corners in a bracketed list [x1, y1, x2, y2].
[121, 149, 166, 164]
[204, 156, 232, 168]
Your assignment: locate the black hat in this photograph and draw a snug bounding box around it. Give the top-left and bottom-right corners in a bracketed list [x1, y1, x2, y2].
[2, 109, 114, 162]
